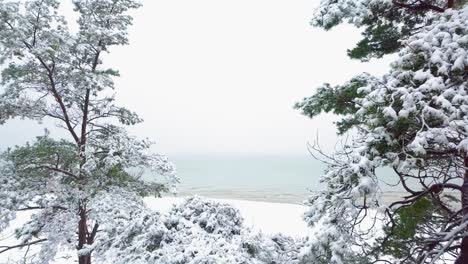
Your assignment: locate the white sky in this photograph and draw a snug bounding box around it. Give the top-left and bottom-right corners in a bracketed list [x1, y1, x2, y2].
[0, 0, 393, 156]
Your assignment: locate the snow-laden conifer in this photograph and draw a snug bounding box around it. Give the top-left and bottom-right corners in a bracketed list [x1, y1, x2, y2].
[297, 2, 468, 263]
[0, 1, 177, 263]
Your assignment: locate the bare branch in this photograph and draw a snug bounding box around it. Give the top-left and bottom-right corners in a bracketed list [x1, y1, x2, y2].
[0, 239, 47, 254]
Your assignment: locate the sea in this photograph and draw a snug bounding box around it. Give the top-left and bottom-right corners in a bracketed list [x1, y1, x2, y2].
[159, 154, 404, 204]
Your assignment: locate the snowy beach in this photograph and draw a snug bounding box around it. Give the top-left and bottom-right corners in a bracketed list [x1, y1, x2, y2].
[172, 190, 410, 204]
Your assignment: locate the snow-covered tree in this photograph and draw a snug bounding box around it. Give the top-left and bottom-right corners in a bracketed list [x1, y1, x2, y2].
[296, 1, 468, 263]
[313, 0, 466, 61]
[0, 1, 177, 263]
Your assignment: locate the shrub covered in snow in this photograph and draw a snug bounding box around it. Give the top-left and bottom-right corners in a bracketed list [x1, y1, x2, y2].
[166, 196, 243, 237]
[97, 196, 303, 264]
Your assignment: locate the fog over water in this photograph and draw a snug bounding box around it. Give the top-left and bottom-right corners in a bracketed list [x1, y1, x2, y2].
[0, 0, 393, 155]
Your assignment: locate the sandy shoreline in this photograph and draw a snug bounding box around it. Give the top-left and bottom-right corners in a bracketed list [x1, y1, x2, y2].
[170, 189, 412, 205]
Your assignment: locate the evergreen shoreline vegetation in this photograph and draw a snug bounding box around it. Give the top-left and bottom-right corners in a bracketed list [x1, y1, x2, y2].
[0, 0, 467, 263]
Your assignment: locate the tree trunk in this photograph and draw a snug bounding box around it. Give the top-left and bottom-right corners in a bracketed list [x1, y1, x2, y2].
[78, 205, 92, 264]
[448, 0, 454, 8]
[456, 156, 468, 264]
[79, 254, 91, 264]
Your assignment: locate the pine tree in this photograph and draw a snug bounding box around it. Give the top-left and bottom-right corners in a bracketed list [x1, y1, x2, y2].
[296, 1, 468, 263]
[0, 1, 177, 263]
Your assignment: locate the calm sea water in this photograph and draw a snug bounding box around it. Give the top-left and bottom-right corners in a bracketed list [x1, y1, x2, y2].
[169, 155, 324, 203]
[159, 155, 401, 204]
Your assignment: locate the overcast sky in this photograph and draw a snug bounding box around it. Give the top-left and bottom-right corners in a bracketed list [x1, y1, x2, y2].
[0, 0, 393, 156]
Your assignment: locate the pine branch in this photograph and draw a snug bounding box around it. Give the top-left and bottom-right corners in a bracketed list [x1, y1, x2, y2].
[39, 165, 80, 180]
[392, 0, 446, 12]
[17, 205, 67, 211]
[87, 222, 99, 244]
[0, 239, 47, 254]
[389, 183, 462, 209]
[3, 16, 81, 145]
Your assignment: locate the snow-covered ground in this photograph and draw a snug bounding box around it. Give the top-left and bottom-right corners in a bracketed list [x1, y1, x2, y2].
[145, 196, 310, 237]
[0, 197, 310, 263]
